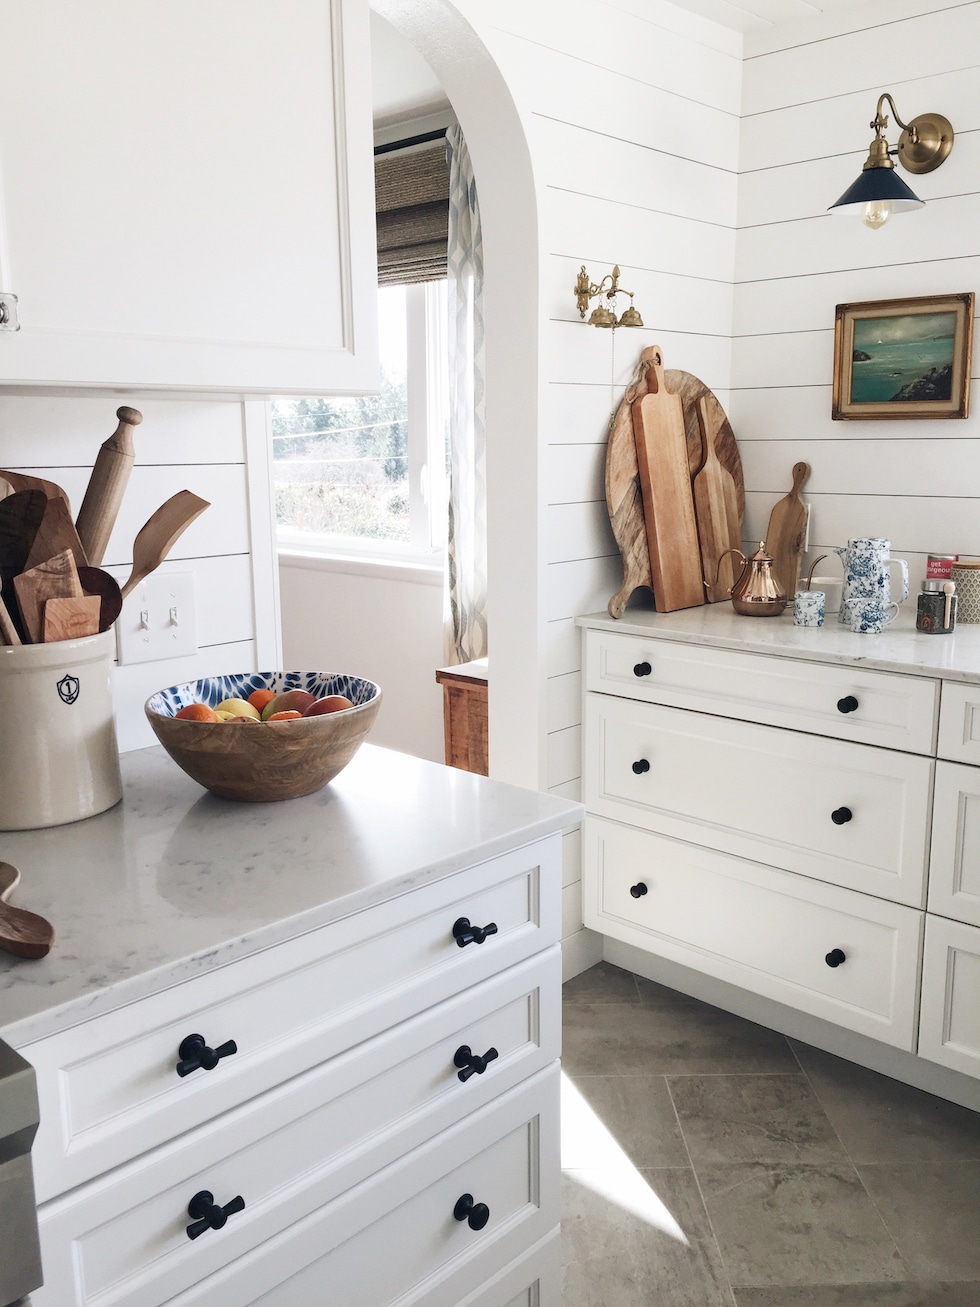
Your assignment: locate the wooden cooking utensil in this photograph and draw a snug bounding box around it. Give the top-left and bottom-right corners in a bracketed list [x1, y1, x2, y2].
[42, 594, 102, 642]
[74, 405, 143, 566]
[78, 565, 123, 632]
[0, 469, 72, 511]
[24, 495, 90, 572]
[0, 862, 54, 960]
[120, 490, 210, 599]
[0, 488, 47, 574]
[605, 348, 742, 618]
[693, 395, 743, 602]
[631, 350, 705, 613]
[0, 592, 22, 645]
[765, 462, 811, 599]
[13, 548, 83, 643]
[0, 476, 13, 500]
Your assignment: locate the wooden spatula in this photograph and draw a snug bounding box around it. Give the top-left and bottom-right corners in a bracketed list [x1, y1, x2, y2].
[0, 862, 54, 960]
[120, 490, 210, 599]
[74, 406, 143, 566]
[43, 594, 102, 642]
[13, 548, 84, 643]
[765, 462, 811, 599]
[0, 476, 13, 500]
[0, 470, 71, 511]
[24, 495, 90, 571]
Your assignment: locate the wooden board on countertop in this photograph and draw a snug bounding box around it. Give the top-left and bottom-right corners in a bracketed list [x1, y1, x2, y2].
[605, 347, 743, 618]
[765, 462, 810, 600]
[693, 395, 743, 602]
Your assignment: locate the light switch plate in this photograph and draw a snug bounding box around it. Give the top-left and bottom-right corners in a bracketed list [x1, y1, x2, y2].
[115, 572, 199, 665]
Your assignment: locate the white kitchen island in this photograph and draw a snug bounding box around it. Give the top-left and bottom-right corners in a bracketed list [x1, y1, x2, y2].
[0, 744, 580, 1307]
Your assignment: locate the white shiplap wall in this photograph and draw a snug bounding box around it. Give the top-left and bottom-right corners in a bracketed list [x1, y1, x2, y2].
[732, 0, 980, 591]
[456, 0, 743, 975]
[0, 396, 279, 752]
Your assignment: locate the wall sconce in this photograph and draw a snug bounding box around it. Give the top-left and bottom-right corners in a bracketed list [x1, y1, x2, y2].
[575, 265, 643, 328]
[829, 92, 954, 230]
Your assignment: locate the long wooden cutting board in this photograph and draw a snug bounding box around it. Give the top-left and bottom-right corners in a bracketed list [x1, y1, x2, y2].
[693, 395, 743, 602]
[766, 462, 810, 599]
[606, 347, 743, 617]
[631, 354, 705, 613]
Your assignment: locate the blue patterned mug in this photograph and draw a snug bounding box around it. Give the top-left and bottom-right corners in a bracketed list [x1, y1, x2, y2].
[849, 596, 900, 634]
[794, 590, 825, 627]
[835, 538, 909, 626]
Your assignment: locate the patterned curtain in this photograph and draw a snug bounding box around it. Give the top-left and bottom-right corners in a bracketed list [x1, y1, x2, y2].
[445, 124, 488, 665]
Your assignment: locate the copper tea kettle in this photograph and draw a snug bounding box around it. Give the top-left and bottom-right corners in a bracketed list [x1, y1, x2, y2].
[712, 541, 787, 617]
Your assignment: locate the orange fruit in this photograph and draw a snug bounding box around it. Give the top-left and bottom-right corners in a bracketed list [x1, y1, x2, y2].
[175, 703, 219, 722]
[247, 688, 277, 712]
[267, 710, 302, 721]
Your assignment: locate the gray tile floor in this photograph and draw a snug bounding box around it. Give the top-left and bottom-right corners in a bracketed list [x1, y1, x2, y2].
[560, 962, 980, 1307]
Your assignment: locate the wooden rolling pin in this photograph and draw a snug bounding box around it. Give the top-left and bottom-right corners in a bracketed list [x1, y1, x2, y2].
[74, 406, 143, 566]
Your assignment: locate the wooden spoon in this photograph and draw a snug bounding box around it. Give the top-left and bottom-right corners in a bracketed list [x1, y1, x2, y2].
[78, 565, 123, 632]
[0, 862, 54, 959]
[120, 491, 210, 599]
[24, 495, 90, 572]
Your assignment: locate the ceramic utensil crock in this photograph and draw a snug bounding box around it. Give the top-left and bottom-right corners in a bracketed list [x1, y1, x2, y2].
[0, 629, 122, 830]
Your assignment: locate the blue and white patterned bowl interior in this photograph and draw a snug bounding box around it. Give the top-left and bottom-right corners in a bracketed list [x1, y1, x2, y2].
[147, 671, 380, 719]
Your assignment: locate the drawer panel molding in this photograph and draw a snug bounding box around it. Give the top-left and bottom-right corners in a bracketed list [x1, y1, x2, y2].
[938, 682, 980, 766]
[929, 761, 980, 928]
[919, 916, 980, 1077]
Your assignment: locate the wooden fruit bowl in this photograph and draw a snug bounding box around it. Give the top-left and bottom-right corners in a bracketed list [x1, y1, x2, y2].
[145, 672, 382, 802]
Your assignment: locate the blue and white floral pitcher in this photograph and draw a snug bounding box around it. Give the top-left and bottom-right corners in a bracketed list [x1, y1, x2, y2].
[834, 538, 909, 626]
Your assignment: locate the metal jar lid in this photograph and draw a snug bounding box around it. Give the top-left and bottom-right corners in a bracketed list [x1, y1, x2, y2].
[921, 579, 944, 592]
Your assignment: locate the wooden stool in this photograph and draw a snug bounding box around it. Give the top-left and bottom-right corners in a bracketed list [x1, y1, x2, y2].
[435, 658, 488, 775]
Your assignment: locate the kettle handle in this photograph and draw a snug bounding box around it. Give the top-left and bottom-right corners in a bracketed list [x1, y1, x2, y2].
[710, 547, 747, 598]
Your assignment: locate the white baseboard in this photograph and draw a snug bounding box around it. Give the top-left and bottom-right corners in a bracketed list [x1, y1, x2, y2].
[561, 927, 603, 982]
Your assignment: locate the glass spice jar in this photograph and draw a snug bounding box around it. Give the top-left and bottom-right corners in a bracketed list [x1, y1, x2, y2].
[916, 579, 957, 634]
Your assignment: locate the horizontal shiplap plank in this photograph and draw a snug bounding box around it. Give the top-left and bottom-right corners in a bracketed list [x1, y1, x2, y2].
[732, 328, 980, 391]
[0, 396, 246, 468]
[546, 501, 616, 565]
[562, 879, 584, 940]
[742, 5, 980, 115]
[562, 826, 583, 889]
[740, 437, 980, 498]
[548, 669, 583, 732]
[546, 555, 622, 621]
[733, 256, 980, 337]
[604, 0, 744, 55]
[545, 319, 733, 392]
[548, 723, 582, 789]
[535, 117, 738, 227]
[486, 0, 742, 113]
[735, 190, 980, 283]
[729, 383, 980, 442]
[547, 442, 606, 506]
[743, 0, 963, 58]
[544, 382, 618, 446]
[546, 617, 584, 678]
[15, 461, 251, 569]
[489, 36, 740, 171]
[104, 553, 256, 649]
[744, 489, 980, 556]
[545, 253, 735, 339]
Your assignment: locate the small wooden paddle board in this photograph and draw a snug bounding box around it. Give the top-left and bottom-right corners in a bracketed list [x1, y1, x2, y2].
[766, 462, 810, 599]
[693, 395, 743, 602]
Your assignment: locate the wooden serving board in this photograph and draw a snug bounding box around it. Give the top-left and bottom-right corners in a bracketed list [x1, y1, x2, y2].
[631, 359, 705, 612]
[693, 395, 743, 602]
[765, 462, 810, 599]
[606, 347, 744, 617]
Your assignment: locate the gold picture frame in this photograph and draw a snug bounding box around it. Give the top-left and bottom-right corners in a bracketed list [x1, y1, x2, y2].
[832, 292, 974, 420]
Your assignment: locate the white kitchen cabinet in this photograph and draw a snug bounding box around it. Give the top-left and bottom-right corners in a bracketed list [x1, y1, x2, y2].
[0, 0, 378, 395]
[919, 915, 980, 1078]
[579, 610, 980, 1095]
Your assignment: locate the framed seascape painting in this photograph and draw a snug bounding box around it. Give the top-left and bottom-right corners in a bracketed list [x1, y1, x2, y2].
[832, 292, 974, 420]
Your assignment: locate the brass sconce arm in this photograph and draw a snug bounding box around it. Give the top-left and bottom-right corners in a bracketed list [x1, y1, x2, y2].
[574, 264, 644, 329]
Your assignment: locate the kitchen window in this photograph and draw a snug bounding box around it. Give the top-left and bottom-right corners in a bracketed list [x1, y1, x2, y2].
[273, 278, 449, 568]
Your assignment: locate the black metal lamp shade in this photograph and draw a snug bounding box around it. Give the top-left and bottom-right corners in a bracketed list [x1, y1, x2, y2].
[829, 164, 925, 215]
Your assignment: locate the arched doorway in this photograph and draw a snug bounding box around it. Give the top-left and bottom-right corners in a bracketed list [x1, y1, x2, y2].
[370, 0, 543, 789]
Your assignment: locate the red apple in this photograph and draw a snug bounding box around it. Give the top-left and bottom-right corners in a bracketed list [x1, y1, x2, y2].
[302, 695, 353, 716]
[261, 689, 316, 720]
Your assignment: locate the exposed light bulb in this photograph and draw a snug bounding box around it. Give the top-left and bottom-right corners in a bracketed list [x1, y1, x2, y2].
[861, 199, 892, 230]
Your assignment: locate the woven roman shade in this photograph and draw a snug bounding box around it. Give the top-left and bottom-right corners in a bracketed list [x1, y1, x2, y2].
[375, 142, 449, 285]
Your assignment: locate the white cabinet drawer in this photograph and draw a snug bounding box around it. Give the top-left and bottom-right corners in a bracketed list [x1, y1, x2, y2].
[938, 681, 980, 765]
[585, 630, 938, 755]
[168, 1067, 560, 1307]
[929, 761, 980, 928]
[584, 817, 923, 1049]
[34, 952, 561, 1307]
[919, 915, 980, 1079]
[585, 695, 932, 906]
[23, 835, 561, 1202]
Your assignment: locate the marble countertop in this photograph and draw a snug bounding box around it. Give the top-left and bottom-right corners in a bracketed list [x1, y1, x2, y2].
[0, 745, 581, 1046]
[578, 606, 980, 683]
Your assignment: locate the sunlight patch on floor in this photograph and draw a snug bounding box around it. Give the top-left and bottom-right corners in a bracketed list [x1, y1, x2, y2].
[561, 1072, 690, 1244]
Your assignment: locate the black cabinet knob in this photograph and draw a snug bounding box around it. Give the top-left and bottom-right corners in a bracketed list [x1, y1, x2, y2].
[632, 758, 650, 775]
[453, 1193, 490, 1231]
[633, 661, 652, 677]
[454, 1044, 499, 1082]
[186, 1189, 246, 1240]
[176, 1033, 238, 1078]
[831, 807, 853, 826]
[629, 882, 648, 898]
[825, 949, 847, 968]
[837, 696, 859, 714]
[453, 917, 499, 948]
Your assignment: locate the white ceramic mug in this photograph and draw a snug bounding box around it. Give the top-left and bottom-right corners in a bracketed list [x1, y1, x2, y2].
[809, 577, 842, 616]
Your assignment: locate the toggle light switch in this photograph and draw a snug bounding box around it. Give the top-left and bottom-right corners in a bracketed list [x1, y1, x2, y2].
[116, 572, 199, 664]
